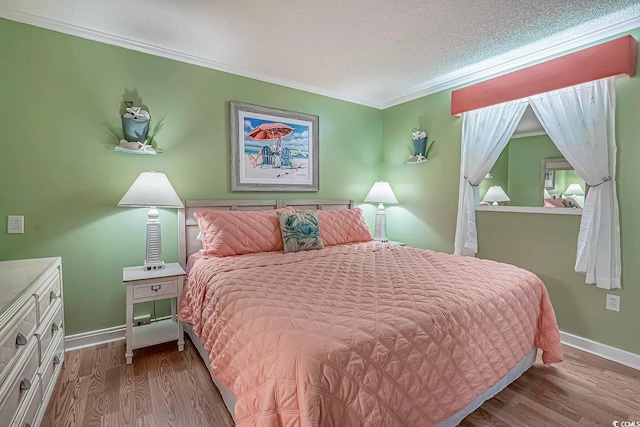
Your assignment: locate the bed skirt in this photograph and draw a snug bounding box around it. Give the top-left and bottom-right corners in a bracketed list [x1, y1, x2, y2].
[184, 323, 536, 426]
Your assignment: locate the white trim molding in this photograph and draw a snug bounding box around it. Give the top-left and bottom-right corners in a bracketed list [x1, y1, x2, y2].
[560, 331, 640, 370]
[65, 324, 125, 352]
[65, 326, 639, 370]
[2, 5, 639, 110]
[0, 6, 379, 109]
[65, 315, 173, 352]
[476, 205, 583, 215]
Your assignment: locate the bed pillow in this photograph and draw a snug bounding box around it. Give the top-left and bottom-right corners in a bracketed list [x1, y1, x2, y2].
[277, 211, 324, 253]
[194, 207, 295, 257]
[315, 208, 373, 246]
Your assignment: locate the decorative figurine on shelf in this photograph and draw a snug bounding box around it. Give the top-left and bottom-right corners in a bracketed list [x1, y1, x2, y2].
[103, 101, 165, 155]
[407, 128, 435, 164]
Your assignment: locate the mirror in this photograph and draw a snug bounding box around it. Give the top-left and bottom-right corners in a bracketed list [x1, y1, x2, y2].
[479, 106, 586, 209]
[543, 158, 587, 208]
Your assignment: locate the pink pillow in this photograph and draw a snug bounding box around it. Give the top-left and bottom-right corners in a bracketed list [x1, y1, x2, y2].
[544, 198, 566, 208]
[315, 208, 373, 247]
[195, 207, 295, 257]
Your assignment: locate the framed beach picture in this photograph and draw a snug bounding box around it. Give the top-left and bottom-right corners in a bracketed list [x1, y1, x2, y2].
[231, 101, 319, 192]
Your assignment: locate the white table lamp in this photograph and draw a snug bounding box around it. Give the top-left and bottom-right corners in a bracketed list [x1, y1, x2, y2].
[565, 183, 585, 198]
[482, 185, 510, 206]
[543, 188, 552, 199]
[118, 171, 184, 271]
[364, 181, 398, 242]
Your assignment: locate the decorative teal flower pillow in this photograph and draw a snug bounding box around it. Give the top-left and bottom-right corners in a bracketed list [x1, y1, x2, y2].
[277, 211, 324, 253]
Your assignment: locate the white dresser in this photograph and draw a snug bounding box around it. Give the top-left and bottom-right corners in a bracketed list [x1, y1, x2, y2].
[0, 258, 64, 427]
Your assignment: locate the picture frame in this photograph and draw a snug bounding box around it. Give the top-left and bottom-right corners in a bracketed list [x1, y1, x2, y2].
[544, 170, 555, 189]
[231, 101, 319, 192]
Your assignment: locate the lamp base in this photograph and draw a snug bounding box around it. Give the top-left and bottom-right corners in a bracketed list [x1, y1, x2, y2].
[373, 203, 388, 242]
[144, 207, 165, 271]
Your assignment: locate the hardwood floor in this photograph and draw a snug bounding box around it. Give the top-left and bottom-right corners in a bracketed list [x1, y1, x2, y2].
[42, 338, 233, 427]
[42, 340, 640, 426]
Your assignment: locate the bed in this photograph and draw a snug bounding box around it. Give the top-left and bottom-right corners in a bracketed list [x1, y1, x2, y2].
[177, 199, 563, 427]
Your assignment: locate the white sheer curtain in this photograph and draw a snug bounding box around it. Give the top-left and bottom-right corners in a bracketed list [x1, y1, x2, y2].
[530, 77, 620, 289]
[454, 100, 527, 256]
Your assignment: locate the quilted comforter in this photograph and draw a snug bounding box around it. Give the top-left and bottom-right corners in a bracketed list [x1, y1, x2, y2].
[179, 242, 562, 427]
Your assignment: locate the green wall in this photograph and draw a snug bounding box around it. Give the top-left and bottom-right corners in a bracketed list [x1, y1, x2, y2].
[383, 29, 640, 356]
[0, 19, 382, 335]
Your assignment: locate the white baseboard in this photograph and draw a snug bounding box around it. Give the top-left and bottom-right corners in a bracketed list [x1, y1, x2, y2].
[65, 324, 125, 351]
[560, 331, 640, 370]
[66, 325, 639, 370]
[64, 316, 172, 352]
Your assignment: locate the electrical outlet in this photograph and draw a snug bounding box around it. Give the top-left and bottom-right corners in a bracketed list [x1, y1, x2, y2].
[134, 314, 151, 326]
[605, 294, 620, 312]
[7, 215, 24, 234]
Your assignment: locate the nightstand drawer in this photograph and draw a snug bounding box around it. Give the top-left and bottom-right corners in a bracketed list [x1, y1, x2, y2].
[0, 299, 37, 385]
[132, 279, 178, 300]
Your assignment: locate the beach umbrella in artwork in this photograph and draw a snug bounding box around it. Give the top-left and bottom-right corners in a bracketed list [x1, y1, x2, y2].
[247, 122, 294, 146]
[247, 122, 294, 167]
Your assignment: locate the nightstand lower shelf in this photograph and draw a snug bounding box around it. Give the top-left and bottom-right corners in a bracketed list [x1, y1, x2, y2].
[132, 319, 180, 350]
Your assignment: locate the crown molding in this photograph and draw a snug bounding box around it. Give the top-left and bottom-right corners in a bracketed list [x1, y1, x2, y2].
[380, 14, 640, 109]
[0, 6, 382, 109]
[2, 6, 639, 111]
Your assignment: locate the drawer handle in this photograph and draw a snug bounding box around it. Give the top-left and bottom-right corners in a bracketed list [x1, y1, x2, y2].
[25, 423, 32, 427]
[53, 355, 61, 365]
[151, 285, 162, 292]
[20, 378, 31, 391]
[16, 333, 28, 346]
[52, 322, 60, 332]
[50, 290, 58, 301]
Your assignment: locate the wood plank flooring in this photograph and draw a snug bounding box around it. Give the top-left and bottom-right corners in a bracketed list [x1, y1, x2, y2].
[42, 340, 640, 426]
[42, 339, 233, 427]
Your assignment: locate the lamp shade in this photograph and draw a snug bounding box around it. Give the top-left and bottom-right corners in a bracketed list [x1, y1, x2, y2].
[118, 171, 184, 208]
[565, 183, 585, 196]
[364, 181, 398, 204]
[544, 188, 552, 199]
[482, 185, 510, 204]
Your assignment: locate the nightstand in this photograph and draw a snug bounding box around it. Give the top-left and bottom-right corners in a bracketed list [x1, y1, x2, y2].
[122, 263, 185, 364]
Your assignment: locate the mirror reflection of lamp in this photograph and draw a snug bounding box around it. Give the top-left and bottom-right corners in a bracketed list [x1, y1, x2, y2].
[565, 183, 585, 198]
[482, 185, 510, 206]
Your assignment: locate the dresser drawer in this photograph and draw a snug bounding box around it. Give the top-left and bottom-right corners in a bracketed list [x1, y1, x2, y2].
[132, 279, 178, 301]
[0, 342, 38, 427]
[35, 300, 63, 365]
[11, 374, 41, 427]
[38, 329, 64, 406]
[0, 299, 37, 385]
[33, 267, 62, 325]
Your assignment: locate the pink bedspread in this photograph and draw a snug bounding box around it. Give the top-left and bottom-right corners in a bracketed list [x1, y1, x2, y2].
[179, 242, 562, 426]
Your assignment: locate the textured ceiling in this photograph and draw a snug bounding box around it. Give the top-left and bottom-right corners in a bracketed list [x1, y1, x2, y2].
[1, 0, 639, 108]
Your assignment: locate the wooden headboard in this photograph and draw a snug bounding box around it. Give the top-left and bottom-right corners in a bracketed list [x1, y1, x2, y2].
[178, 199, 354, 268]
